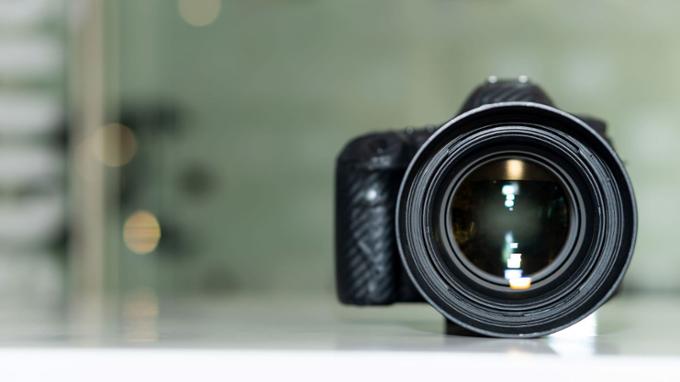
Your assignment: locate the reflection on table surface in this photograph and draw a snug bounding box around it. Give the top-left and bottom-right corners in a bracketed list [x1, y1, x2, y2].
[0, 292, 677, 358]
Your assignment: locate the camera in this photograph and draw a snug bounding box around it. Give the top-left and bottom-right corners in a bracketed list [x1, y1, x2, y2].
[335, 78, 637, 337]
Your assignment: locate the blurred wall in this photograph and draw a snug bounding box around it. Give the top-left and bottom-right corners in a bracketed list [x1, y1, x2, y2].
[0, 0, 65, 316]
[105, 0, 680, 295]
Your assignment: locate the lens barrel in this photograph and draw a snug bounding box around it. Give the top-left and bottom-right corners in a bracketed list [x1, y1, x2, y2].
[396, 102, 636, 337]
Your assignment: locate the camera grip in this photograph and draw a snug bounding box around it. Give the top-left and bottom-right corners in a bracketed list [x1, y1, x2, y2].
[335, 164, 402, 305]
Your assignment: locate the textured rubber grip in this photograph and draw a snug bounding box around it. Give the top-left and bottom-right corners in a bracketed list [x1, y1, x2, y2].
[335, 164, 403, 305]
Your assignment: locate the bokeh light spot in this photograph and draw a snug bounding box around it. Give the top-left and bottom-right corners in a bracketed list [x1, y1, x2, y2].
[123, 210, 161, 255]
[178, 0, 221, 27]
[90, 123, 138, 167]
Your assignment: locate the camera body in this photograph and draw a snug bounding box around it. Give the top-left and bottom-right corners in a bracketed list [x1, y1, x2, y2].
[335, 127, 434, 305]
[334, 78, 634, 337]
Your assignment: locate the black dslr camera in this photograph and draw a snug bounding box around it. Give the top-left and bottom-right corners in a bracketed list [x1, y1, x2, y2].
[335, 78, 637, 337]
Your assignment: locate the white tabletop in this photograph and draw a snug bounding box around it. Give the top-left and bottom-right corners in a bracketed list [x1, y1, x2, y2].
[1, 293, 679, 381]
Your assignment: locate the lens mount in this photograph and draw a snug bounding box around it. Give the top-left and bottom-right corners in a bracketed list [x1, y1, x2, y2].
[396, 102, 637, 337]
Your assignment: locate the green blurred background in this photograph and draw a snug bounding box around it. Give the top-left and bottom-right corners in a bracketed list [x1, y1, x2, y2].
[105, 0, 678, 297]
[2, 0, 678, 315]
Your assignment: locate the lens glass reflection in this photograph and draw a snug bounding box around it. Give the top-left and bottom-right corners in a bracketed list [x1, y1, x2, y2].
[450, 159, 570, 284]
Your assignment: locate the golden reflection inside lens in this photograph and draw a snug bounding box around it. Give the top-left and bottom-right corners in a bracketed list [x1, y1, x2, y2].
[123, 210, 161, 255]
[505, 159, 525, 180]
[509, 277, 532, 290]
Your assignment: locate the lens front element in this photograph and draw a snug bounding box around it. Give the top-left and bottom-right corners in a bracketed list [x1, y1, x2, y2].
[450, 158, 571, 288]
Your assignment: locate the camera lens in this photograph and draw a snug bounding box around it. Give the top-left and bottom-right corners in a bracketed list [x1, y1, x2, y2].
[450, 158, 571, 286]
[396, 103, 636, 337]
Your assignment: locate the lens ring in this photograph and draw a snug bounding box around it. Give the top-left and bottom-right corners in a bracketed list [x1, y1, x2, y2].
[396, 103, 637, 337]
